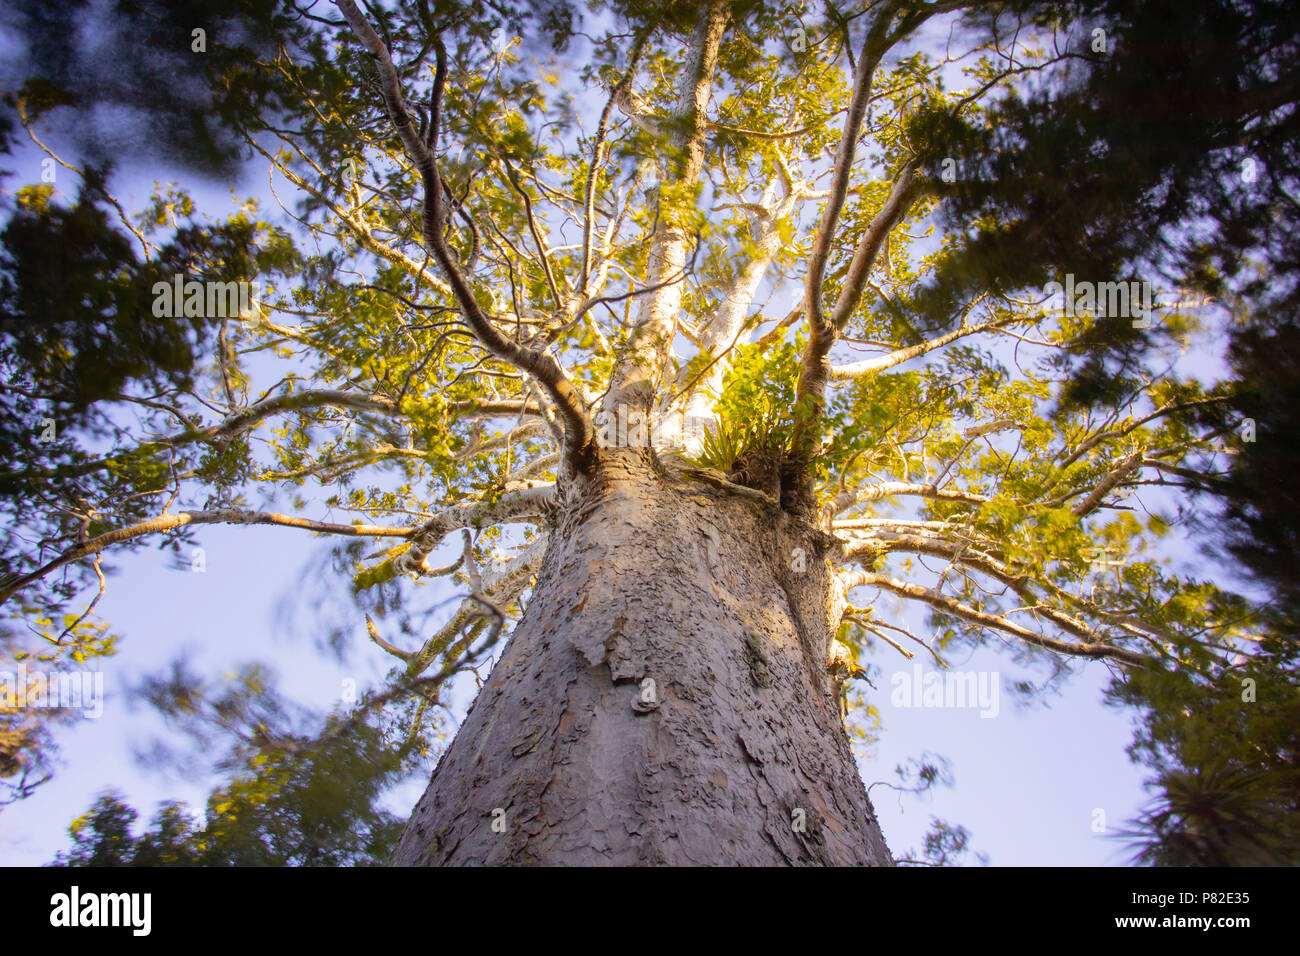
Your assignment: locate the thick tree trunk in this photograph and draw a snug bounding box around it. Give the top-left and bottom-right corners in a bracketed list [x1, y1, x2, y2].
[392, 453, 893, 865]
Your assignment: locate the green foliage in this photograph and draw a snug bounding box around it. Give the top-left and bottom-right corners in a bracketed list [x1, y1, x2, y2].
[49, 660, 424, 866]
[52, 732, 409, 867]
[3, 0, 314, 175]
[1115, 765, 1298, 866]
[907, 817, 989, 868]
[688, 338, 797, 489]
[1107, 630, 1300, 865]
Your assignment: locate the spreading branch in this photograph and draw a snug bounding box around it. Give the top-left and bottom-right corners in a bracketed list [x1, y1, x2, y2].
[337, 0, 595, 475]
[0, 509, 411, 606]
[837, 569, 1149, 667]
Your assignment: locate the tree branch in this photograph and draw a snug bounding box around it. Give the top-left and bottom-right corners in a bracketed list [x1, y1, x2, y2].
[604, 0, 729, 413]
[2, 390, 404, 486]
[392, 482, 556, 577]
[337, 0, 595, 475]
[830, 315, 1014, 380]
[838, 569, 1149, 667]
[1, 509, 411, 606]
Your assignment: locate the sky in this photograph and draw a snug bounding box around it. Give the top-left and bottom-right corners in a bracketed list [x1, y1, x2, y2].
[0, 6, 1212, 867]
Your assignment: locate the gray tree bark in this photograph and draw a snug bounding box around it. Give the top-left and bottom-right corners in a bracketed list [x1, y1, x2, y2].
[392, 452, 893, 865]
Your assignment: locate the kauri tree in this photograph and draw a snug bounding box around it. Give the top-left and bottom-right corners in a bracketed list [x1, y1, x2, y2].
[3, 0, 1293, 864]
